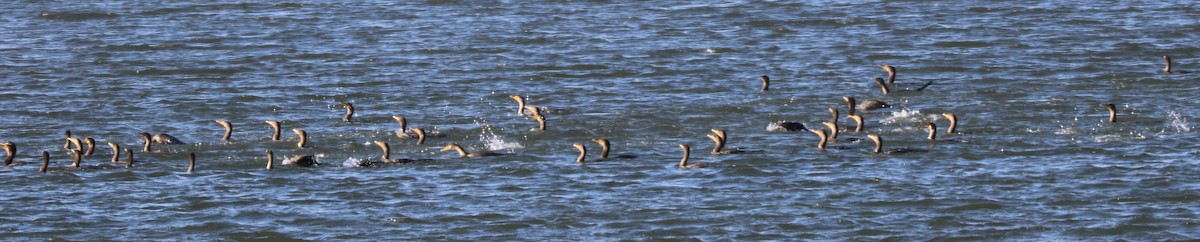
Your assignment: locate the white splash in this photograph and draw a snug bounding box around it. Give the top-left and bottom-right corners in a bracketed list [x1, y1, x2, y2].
[342, 157, 367, 167]
[1166, 111, 1192, 132]
[878, 108, 923, 125]
[475, 120, 523, 151]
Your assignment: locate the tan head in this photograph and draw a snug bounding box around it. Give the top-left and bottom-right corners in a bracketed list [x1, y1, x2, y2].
[592, 139, 611, 159]
[848, 114, 864, 133]
[942, 113, 958, 134]
[573, 143, 587, 164]
[411, 128, 427, 145]
[867, 134, 883, 154]
[843, 96, 857, 115]
[1103, 103, 1117, 123]
[215, 120, 232, 141]
[879, 64, 896, 84]
[873, 77, 891, 95]
[293, 128, 308, 148]
[266, 120, 281, 141]
[710, 129, 727, 142]
[822, 122, 838, 139]
[811, 129, 828, 150]
[342, 102, 354, 123]
[509, 95, 526, 115]
[925, 122, 937, 140]
[760, 75, 770, 92]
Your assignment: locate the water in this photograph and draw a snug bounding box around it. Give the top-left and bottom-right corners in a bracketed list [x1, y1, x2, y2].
[2, 1, 1199, 240]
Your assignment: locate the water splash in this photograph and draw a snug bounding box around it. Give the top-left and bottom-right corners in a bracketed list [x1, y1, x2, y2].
[879, 108, 924, 125]
[342, 157, 367, 167]
[475, 119, 523, 151]
[1166, 111, 1191, 132]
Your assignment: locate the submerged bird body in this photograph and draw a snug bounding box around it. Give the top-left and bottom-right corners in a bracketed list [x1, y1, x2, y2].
[373, 141, 411, 163]
[282, 154, 319, 167]
[867, 134, 925, 155]
[845, 96, 890, 111]
[139, 132, 183, 152]
[440, 143, 504, 158]
[592, 139, 637, 159]
[1164, 55, 1191, 74]
[708, 129, 760, 154]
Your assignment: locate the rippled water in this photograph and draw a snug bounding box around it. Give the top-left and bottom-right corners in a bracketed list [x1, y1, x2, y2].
[2, 1, 1199, 240]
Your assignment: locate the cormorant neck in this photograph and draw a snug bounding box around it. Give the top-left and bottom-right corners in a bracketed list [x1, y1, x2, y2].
[874, 78, 891, 95]
[869, 135, 883, 154]
[510, 95, 526, 115]
[342, 103, 354, 123]
[125, 148, 134, 168]
[187, 152, 195, 173]
[109, 143, 120, 163]
[844, 96, 857, 116]
[943, 113, 958, 134]
[39, 150, 49, 173]
[412, 128, 426, 145]
[139, 133, 151, 152]
[596, 140, 611, 159]
[1104, 104, 1117, 123]
[267, 121, 281, 141]
[266, 150, 274, 170]
[707, 134, 725, 154]
[71, 150, 81, 168]
[926, 123, 937, 140]
[849, 114, 864, 133]
[394, 116, 407, 131]
[216, 120, 232, 141]
[678, 145, 690, 167]
[823, 122, 839, 139]
[294, 129, 307, 148]
[760, 75, 769, 92]
[574, 144, 586, 164]
[812, 130, 828, 150]
[84, 138, 95, 156]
